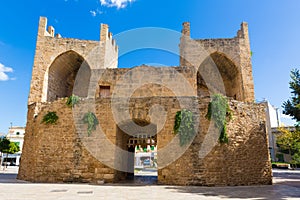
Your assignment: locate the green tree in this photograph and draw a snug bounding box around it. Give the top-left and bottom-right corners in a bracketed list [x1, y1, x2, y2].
[0, 137, 10, 154]
[0, 137, 20, 168]
[7, 142, 20, 154]
[277, 127, 300, 168]
[282, 69, 300, 122]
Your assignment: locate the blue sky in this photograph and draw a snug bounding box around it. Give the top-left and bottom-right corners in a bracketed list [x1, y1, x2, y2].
[0, 0, 299, 133]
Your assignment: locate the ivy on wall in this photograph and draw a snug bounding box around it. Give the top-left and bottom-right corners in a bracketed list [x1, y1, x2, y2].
[206, 94, 232, 143]
[82, 112, 99, 136]
[42, 111, 59, 124]
[66, 95, 80, 107]
[174, 109, 196, 146]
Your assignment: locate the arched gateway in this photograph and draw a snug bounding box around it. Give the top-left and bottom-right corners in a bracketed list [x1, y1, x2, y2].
[18, 17, 272, 186]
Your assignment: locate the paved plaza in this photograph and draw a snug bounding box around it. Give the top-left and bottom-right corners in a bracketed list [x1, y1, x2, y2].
[0, 167, 299, 200]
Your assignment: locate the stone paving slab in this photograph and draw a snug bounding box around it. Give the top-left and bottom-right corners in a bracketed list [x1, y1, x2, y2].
[0, 167, 299, 200]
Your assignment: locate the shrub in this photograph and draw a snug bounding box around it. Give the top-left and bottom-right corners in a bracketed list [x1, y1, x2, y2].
[42, 112, 59, 124]
[206, 94, 232, 143]
[174, 109, 195, 146]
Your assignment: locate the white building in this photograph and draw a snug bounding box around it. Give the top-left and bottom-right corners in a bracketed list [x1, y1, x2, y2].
[1, 126, 25, 166]
[262, 101, 281, 162]
[262, 101, 297, 163]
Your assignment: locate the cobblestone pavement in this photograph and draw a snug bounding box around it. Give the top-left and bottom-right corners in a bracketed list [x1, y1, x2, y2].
[0, 167, 299, 200]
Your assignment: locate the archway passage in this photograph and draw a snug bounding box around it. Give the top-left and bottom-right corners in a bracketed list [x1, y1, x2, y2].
[129, 135, 157, 179]
[47, 50, 91, 102]
[116, 119, 158, 184]
[197, 52, 242, 100]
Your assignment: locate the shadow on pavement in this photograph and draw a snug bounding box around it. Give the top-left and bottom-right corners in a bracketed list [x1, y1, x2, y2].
[105, 175, 158, 186]
[0, 173, 23, 183]
[164, 170, 300, 200]
[164, 184, 300, 200]
[0, 168, 28, 184]
[1, 168, 300, 199]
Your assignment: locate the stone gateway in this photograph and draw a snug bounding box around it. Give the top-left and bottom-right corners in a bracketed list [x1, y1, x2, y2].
[18, 17, 272, 186]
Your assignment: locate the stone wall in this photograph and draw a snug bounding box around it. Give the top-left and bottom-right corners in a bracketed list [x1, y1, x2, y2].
[28, 17, 117, 105]
[159, 99, 272, 186]
[18, 97, 272, 186]
[18, 100, 115, 183]
[94, 66, 197, 98]
[28, 18, 254, 105]
[19, 18, 270, 186]
[179, 22, 254, 102]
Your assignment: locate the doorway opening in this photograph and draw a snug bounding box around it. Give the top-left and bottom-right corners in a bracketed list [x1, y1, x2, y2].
[127, 135, 157, 184]
[116, 119, 158, 184]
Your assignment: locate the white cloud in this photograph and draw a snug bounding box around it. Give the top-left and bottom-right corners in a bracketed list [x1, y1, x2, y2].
[0, 63, 13, 81]
[90, 10, 97, 17]
[90, 9, 104, 17]
[100, 0, 135, 9]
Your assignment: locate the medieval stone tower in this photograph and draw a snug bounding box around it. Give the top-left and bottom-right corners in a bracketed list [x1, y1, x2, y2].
[18, 17, 272, 186]
[180, 22, 254, 102]
[28, 17, 118, 105]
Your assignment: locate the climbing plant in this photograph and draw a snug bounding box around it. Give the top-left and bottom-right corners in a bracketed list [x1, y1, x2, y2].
[82, 112, 99, 136]
[42, 111, 59, 124]
[206, 94, 232, 143]
[174, 109, 195, 146]
[66, 95, 80, 107]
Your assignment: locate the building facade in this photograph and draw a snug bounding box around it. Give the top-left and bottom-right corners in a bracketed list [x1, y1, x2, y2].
[1, 126, 25, 166]
[263, 101, 281, 161]
[18, 17, 272, 186]
[263, 100, 295, 163]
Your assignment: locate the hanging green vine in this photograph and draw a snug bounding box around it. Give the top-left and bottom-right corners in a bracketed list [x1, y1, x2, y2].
[82, 112, 99, 136]
[66, 95, 80, 107]
[206, 94, 232, 143]
[174, 109, 195, 146]
[42, 111, 59, 124]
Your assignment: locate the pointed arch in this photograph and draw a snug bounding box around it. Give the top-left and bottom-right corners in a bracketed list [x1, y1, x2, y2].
[197, 52, 243, 100]
[46, 50, 91, 102]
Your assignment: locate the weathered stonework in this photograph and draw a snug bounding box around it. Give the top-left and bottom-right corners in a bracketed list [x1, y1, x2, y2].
[180, 22, 254, 102]
[19, 97, 271, 185]
[18, 17, 272, 186]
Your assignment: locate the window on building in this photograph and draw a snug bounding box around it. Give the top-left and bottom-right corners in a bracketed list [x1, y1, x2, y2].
[16, 132, 20, 135]
[99, 86, 110, 97]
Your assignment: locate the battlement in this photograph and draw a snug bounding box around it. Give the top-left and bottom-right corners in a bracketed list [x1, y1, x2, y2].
[29, 17, 252, 105]
[38, 17, 62, 38]
[236, 22, 249, 39]
[100, 23, 118, 52]
[37, 17, 118, 53]
[182, 22, 191, 37]
[181, 21, 249, 41]
[29, 17, 119, 104]
[179, 21, 254, 102]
